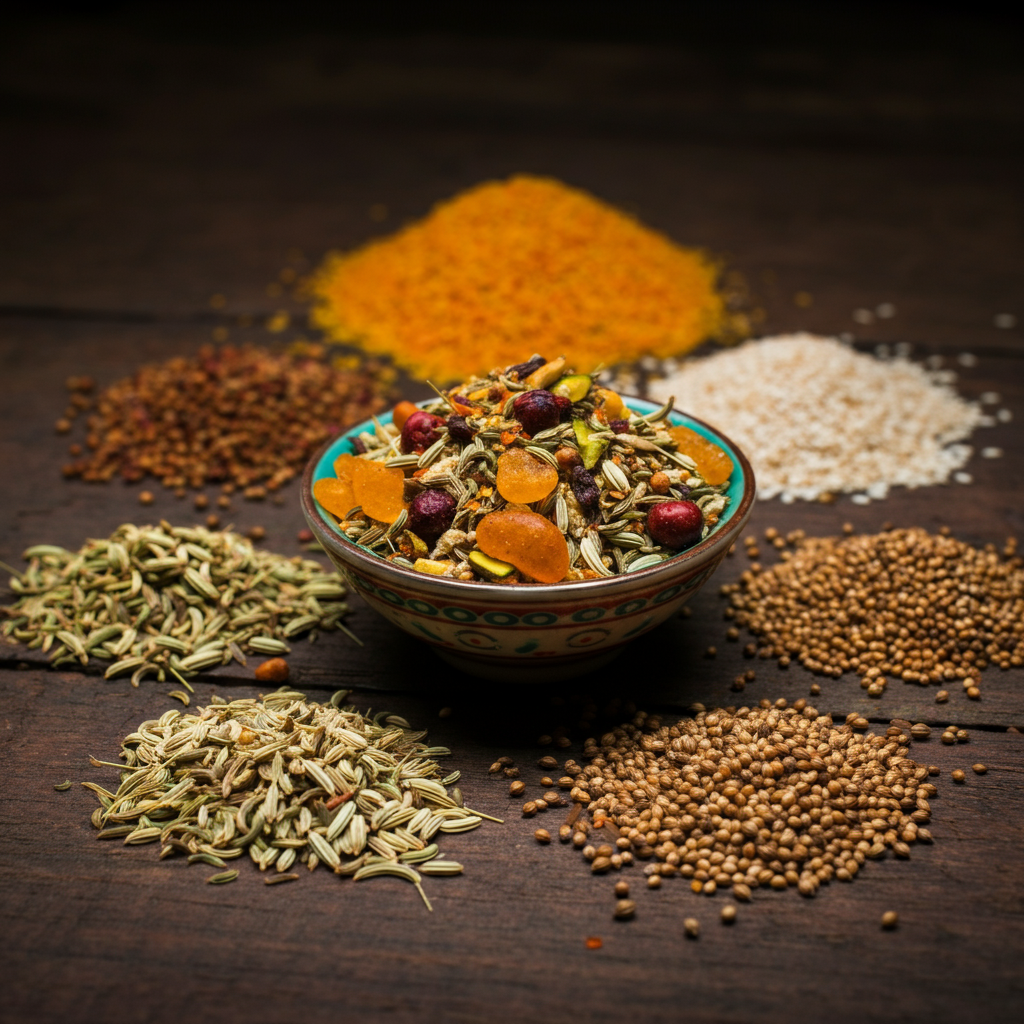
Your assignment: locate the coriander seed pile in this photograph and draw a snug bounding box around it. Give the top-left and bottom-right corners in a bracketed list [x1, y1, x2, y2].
[84, 690, 497, 908]
[726, 527, 1024, 698]
[1, 523, 355, 686]
[60, 345, 394, 494]
[562, 701, 939, 899]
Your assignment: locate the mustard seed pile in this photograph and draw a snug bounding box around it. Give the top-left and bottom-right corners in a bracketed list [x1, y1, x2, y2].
[564, 702, 938, 898]
[725, 527, 1024, 699]
[59, 345, 394, 496]
[647, 334, 986, 502]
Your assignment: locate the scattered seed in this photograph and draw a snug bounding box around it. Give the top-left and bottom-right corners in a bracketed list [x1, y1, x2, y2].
[534, 829, 551, 843]
[614, 881, 630, 898]
[206, 870, 239, 885]
[585, 936, 603, 949]
[53, 780, 72, 791]
[952, 769, 966, 783]
[684, 917, 700, 938]
[721, 904, 737, 924]
[881, 910, 899, 930]
[613, 899, 636, 920]
[972, 763, 987, 774]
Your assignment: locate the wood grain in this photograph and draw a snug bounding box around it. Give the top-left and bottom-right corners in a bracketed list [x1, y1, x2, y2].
[1, 12, 1022, 1024]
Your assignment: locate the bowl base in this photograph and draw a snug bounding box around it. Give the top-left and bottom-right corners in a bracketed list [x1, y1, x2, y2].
[434, 645, 624, 683]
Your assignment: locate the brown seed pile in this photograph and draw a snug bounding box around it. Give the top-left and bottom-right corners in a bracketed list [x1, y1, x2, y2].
[60, 345, 394, 494]
[725, 528, 1024, 699]
[566, 701, 938, 899]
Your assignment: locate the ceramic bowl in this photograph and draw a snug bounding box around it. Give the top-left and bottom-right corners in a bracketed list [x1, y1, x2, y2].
[301, 397, 755, 682]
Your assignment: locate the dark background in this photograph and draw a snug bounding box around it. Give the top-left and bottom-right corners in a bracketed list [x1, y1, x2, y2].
[1, 5, 1022, 1024]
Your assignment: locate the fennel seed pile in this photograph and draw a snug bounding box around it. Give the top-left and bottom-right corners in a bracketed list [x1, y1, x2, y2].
[1, 522, 356, 687]
[84, 689, 497, 908]
[563, 702, 939, 899]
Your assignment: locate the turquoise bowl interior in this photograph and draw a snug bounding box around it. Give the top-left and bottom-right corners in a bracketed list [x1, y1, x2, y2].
[312, 396, 748, 557]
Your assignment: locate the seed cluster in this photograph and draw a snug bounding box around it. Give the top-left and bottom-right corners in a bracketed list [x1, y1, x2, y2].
[83, 690, 495, 907]
[2, 523, 355, 686]
[648, 333, 988, 502]
[726, 528, 1024, 699]
[565, 702, 939, 899]
[60, 345, 394, 494]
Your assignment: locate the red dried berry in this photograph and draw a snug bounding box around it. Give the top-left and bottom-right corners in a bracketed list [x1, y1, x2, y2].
[553, 394, 573, 420]
[407, 489, 457, 542]
[446, 414, 475, 444]
[400, 411, 443, 454]
[647, 500, 703, 550]
[512, 390, 562, 436]
[609, 419, 631, 434]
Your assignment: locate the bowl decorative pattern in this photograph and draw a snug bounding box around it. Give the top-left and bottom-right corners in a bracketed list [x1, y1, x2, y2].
[301, 397, 755, 680]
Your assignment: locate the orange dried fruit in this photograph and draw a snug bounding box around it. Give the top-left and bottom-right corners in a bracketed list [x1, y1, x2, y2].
[350, 459, 406, 523]
[593, 388, 625, 422]
[314, 476, 358, 519]
[476, 509, 569, 584]
[333, 452, 359, 479]
[668, 425, 733, 486]
[496, 448, 559, 504]
[392, 400, 419, 430]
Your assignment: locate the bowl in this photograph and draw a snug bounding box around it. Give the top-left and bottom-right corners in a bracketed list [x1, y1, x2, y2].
[301, 397, 755, 682]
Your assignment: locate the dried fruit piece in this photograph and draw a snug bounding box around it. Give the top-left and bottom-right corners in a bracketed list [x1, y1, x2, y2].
[525, 357, 566, 389]
[572, 419, 608, 469]
[400, 411, 443, 454]
[254, 657, 289, 683]
[446, 414, 475, 444]
[594, 388, 625, 421]
[468, 550, 517, 580]
[496, 448, 559, 504]
[350, 460, 406, 523]
[648, 500, 703, 549]
[314, 476, 358, 519]
[408, 489, 457, 542]
[413, 558, 451, 575]
[392, 400, 420, 430]
[477, 510, 570, 584]
[668, 425, 733, 486]
[512, 390, 563, 436]
[569, 465, 600, 512]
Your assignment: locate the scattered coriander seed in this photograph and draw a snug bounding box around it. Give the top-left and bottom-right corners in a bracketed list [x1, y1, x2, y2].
[928, 765, 940, 775]
[543, 791, 561, 805]
[540, 776, 554, 787]
[721, 904, 737, 924]
[535, 829, 552, 843]
[572, 832, 587, 848]
[205, 513, 220, 529]
[438, 706, 452, 718]
[247, 526, 266, 541]
[139, 491, 154, 506]
[972, 763, 987, 774]
[956, 729, 970, 743]
[556, 736, 572, 749]
[881, 910, 899, 930]
[194, 494, 209, 510]
[488, 762, 503, 774]
[910, 723, 931, 739]
[504, 767, 520, 779]
[558, 776, 574, 789]
[497, 756, 514, 767]
[936, 690, 949, 703]
[522, 801, 538, 817]
[684, 917, 700, 938]
[509, 781, 525, 797]
[538, 755, 559, 769]
[613, 899, 636, 920]
[733, 883, 752, 902]
[647, 875, 662, 889]
[705, 646, 717, 658]
[559, 825, 572, 842]
[810, 683, 821, 696]
[952, 769, 966, 783]
[941, 732, 956, 745]
[217, 495, 231, 510]
[614, 881, 630, 898]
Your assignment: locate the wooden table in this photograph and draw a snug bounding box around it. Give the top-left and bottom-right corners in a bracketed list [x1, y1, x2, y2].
[1, 12, 1022, 1023]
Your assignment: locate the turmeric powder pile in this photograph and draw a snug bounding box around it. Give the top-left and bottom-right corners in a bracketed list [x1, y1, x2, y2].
[308, 176, 732, 382]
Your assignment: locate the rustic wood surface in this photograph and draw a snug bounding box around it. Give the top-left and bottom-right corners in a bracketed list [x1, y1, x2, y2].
[1, 10, 1022, 1024]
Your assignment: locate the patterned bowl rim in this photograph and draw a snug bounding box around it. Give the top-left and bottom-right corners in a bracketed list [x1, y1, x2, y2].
[300, 396, 756, 602]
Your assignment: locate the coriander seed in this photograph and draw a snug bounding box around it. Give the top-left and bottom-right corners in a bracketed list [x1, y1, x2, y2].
[534, 829, 551, 844]
[881, 911, 899, 930]
[684, 918, 700, 939]
[613, 899, 636, 920]
[721, 904, 737, 924]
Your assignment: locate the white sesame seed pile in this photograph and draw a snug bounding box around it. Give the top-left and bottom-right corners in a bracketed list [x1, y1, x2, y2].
[648, 333, 986, 502]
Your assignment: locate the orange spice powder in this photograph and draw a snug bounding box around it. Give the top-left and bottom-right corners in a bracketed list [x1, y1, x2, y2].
[308, 175, 731, 382]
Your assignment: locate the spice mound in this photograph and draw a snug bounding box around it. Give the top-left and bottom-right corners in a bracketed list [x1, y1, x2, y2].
[60, 344, 394, 495]
[647, 333, 985, 502]
[1, 523, 355, 686]
[566, 701, 939, 898]
[725, 528, 1023, 698]
[313, 356, 734, 582]
[308, 175, 734, 382]
[83, 690, 496, 908]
